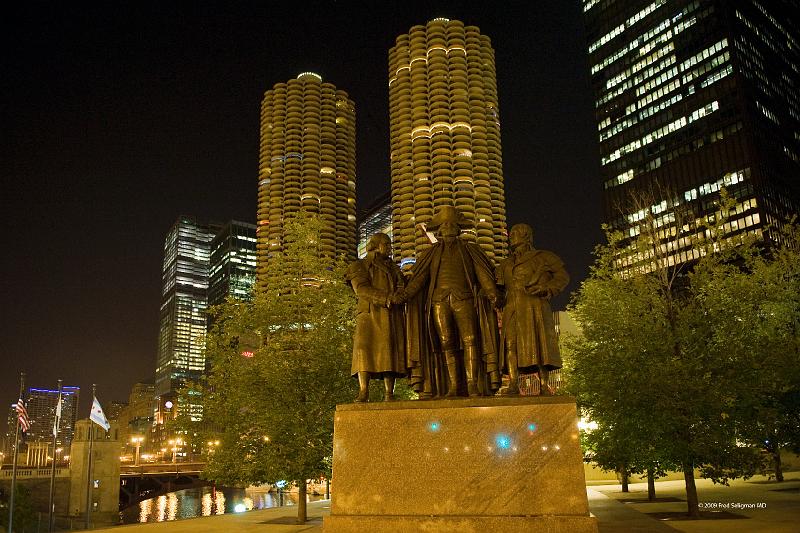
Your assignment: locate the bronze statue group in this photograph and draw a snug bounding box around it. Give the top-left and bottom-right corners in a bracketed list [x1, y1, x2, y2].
[346, 205, 569, 402]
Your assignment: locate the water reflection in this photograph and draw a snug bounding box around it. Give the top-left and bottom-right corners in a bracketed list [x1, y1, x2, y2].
[123, 486, 326, 524]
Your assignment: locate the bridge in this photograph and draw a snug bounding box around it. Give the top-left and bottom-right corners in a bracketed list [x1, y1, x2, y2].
[119, 462, 210, 509]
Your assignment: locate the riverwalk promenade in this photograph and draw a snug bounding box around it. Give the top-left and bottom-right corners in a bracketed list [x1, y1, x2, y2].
[90, 472, 799, 533]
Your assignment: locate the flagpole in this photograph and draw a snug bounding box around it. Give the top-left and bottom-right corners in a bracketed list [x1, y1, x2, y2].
[8, 372, 25, 533]
[48, 379, 63, 532]
[85, 383, 96, 530]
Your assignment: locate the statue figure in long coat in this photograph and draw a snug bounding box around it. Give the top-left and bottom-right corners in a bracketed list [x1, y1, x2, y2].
[496, 223, 569, 395]
[398, 206, 500, 398]
[346, 233, 406, 402]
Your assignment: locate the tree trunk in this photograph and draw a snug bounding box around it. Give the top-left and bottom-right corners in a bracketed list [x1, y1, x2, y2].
[619, 464, 629, 493]
[772, 447, 784, 482]
[647, 468, 656, 501]
[683, 463, 700, 517]
[296, 479, 307, 524]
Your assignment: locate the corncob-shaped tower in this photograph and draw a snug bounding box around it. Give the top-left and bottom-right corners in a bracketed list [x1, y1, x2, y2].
[256, 72, 357, 290]
[389, 18, 507, 267]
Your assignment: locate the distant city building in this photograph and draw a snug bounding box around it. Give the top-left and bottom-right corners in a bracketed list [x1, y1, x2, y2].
[23, 386, 80, 448]
[389, 18, 507, 268]
[155, 216, 218, 403]
[357, 192, 393, 259]
[155, 217, 258, 422]
[106, 401, 128, 422]
[584, 0, 800, 269]
[256, 72, 357, 289]
[117, 382, 156, 454]
[209, 220, 257, 306]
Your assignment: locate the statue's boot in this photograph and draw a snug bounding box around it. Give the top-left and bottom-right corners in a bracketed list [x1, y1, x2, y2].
[355, 372, 369, 402]
[538, 368, 553, 396]
[444, 351, 460, 398]
[505, 353, 520, 396]
[464, 346, 481, 397]
[383, 376, 395, 402]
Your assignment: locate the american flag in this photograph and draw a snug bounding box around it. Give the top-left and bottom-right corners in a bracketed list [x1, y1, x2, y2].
[15, 398, 30, 433]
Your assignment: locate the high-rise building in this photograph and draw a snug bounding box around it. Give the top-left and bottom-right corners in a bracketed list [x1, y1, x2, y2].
[389, 18, 507, 268]
[155, 216, 217, 401]
[357, 192, 393, 259]
[584, 0, 800, 269]
[256, 72, 357, 289]
[117, 382, 155, 454]
[22, 386, 80, 448]
[209, 220, 257, 306]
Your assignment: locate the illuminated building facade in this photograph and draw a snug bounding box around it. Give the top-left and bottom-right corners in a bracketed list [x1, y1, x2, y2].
[155, 216, 217, 403]
[357, 192, 393, 258]
[257, 72, 357, 289]
[585, 0, 800, 269]
[389, 18, 507, 268]
[22, 386, 80, 448]
[209, 220, 257, 306]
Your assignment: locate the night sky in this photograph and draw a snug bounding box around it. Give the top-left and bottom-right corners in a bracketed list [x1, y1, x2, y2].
[1, 1, 601, 421]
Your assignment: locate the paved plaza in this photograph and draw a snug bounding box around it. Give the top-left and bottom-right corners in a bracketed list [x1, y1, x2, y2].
[87, 472, 799, 533]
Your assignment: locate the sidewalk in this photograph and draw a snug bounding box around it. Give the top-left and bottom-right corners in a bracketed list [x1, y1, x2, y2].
[92, 472, 799, 532]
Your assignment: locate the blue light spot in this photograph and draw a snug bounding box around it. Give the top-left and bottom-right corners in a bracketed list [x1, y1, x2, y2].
[495, 434, 512, 449]
[429, 421, 440, 432]
[528, 423, 537, 432]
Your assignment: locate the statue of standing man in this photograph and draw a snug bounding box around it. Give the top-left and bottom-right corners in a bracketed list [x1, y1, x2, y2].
[346, 233, 406, 402]
[398, 206, 500, 398]
[496, 223, 569, 396]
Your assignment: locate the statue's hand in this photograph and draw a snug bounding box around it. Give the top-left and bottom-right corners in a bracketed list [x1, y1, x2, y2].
[495, 293, 505, 309]
[389, 288, 408, 305]
[488, 292, 503, 309]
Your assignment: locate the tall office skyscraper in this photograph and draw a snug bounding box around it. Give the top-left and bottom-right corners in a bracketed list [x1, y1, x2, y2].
[155, 216, 217, 401]
[585, 0, 799, 268]
[209, 220, 257, 306]
[257, 72, 357, 289]
[22, 386, 80, 448]
[357, 192, 393, 258]
[389, 18, 507, 268]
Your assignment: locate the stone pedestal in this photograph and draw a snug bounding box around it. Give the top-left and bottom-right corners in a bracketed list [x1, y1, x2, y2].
[323, 396, 598, 533]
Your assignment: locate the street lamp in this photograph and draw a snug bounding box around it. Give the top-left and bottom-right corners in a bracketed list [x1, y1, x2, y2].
[168, 438, 183, 463]
[130, 436, 144, 466]
[207, 440, 220, 456]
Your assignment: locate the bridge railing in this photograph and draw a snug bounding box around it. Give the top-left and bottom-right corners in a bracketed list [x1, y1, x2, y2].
[0, 467, 69, 479]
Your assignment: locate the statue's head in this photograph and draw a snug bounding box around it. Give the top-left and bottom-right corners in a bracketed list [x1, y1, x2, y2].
[509, 223, 534, 251]
[367, 232, 392, 258]
[428, 205, 469, 242]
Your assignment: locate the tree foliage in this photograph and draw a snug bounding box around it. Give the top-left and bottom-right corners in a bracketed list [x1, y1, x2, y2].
[564, 191, 800, 516]
[202, 214, 357, 522]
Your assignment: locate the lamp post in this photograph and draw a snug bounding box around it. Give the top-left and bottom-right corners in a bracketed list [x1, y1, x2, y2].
[206, 440, 220, 456]
[130, 436, 144, 466]
[168, 439, 183, 464]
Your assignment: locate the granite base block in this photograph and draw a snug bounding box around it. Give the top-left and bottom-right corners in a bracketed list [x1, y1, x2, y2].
[323, 396, 598, 533]
[324, 515, 598, 533]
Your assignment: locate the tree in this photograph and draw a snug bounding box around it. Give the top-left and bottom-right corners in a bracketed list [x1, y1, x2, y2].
[202, 214, 357, 524]
[0, 484, 37, 533]
[563, 192, 795, 516]
[689, 222, 800, 482]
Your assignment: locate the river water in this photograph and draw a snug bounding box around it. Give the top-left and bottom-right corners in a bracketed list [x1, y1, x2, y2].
[120, 486, 327, 524]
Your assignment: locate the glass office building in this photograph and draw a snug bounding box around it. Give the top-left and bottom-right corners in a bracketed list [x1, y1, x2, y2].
[209, 220, 257, 306]
[155, 216, 217, 403]
[23, 386, 80, 448]
[584, 0, 799, 269]
[357, 192, 393, 259]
